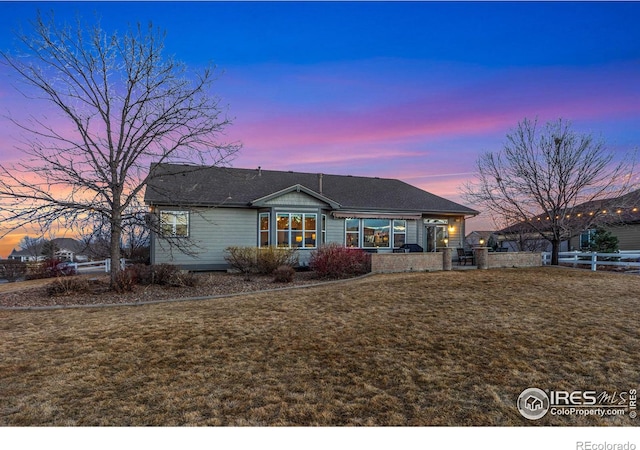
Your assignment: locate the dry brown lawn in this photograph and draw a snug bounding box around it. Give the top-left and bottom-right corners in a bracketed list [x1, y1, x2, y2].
[1, 267, 639, 426]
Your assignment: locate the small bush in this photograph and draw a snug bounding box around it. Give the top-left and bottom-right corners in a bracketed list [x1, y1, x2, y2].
[310, 244, 371, 279]
[256, 247, 298, 275]
[113, 268, 137, 293]
[272, 265, 295, 283]
[224, 246, 299, 277]
[173, 270, 199, 288]
[224, 246, 257, 277]
[46, 277, 91, 297]
[0, 260, 27, 282]
[151, 264, 182, 285]
[125, 264, 154, 285]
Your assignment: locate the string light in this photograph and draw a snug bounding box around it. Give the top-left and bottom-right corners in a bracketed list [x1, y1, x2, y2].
[522, 206, 640, 222]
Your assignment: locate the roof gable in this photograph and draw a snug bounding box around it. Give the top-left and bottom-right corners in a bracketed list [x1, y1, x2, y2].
[251, 184, 341, 209]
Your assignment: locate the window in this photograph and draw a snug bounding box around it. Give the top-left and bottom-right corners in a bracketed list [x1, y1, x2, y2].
[259, 213, 270, 247]
[160, 211, 189, 237]
[580, 229, 596, 250]
[345, 218, 411, 248]
[393, 220, 406, 247]
[322, 214, 327, 244]
[345, 218, 359, 247]
[276, 213, 317, 248]
[363, 219, 391, 248]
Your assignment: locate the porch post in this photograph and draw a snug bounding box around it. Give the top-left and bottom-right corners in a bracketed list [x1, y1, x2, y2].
[442, 247, 453, 271]
[475, 247, 489, 270]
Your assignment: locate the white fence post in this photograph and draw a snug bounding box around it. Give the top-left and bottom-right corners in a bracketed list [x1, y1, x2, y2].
[105, 258, 111, 273]
[591, 253, 597, 272]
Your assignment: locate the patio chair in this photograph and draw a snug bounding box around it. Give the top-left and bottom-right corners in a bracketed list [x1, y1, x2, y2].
[456, 248, 474, 265]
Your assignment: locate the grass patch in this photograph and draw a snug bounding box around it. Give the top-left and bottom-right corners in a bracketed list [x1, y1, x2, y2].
[1, 267, 638, 426]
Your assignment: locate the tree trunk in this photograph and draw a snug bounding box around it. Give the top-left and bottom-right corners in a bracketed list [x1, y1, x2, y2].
[551, 238, 560, 266]
[109, 183, 122, 289]
[110, 204, 123, 288]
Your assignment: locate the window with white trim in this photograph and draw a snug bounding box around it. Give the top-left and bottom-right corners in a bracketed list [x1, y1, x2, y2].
[344, 218, 410, 248]
[276, 213, 317, 248]
[393, 220, 406, 247]
[345, 218, 359, 247]
[259, 213, 270, 247]
[160, 210, 189, 237]
[363, 219, 391, 248]
[322, 214, 327, 244]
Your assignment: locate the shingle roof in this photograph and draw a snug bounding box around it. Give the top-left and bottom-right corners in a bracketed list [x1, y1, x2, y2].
[498, 189, 640, 234]
[8, 238, 85, 257]
[144, 163, 478, 215]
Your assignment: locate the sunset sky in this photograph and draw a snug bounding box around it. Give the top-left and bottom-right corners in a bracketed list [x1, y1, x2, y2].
[1, 1, 640, 257]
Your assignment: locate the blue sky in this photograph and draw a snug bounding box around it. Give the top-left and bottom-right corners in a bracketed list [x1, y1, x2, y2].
[1, 1, 640, 252]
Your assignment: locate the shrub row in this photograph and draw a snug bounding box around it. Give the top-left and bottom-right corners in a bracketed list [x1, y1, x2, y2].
[224, 246, 299, 276]
[45, 264, 197, 296]
[309, 244, 371, 279]
[114, 264, 199, 292]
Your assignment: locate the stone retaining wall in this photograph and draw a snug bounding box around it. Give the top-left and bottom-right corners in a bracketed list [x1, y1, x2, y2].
[487, 252, 542, 269]
[371, 253, 443, 273]
[370, 251, 542, 273]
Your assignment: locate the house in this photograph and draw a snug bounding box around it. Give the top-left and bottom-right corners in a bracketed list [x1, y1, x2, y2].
[465, 231, 501, 250]
[8, 238, 88, 262]
[144, 164, 479, 270]
[497, 189, 640, 251]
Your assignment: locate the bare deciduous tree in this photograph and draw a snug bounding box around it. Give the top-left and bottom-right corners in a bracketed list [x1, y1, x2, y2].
[463, 118, 637, 265]
[0, 12, 240, 286]
[17, 235, 46, 260]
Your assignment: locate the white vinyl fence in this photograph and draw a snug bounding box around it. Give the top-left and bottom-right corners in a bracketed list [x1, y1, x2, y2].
[70, 258, 126, 273]
[542, 250, 640, 272]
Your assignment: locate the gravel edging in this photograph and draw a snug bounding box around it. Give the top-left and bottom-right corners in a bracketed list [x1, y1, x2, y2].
[0, 272, 375, 312]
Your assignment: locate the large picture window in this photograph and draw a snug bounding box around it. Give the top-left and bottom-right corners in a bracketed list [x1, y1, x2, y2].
[363, 219, 391, 248]
[160, 211, 189, 237]
[345, 218, 409, 248]
[276, 213, 317, 248]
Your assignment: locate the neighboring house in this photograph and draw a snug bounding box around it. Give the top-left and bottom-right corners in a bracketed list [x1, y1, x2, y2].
[8, 238, 88, 262]
[465, 231, 501, 250]
[497, 189, 640, 252]
[144, 164, 479, 270]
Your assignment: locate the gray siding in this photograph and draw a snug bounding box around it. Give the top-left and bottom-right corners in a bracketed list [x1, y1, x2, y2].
[264, 191, 329, 207]
[606, 224, 640, 250]
[151, 206, 471, 270]
[325, 214, 345, 245]
[153, 207, 256, 270]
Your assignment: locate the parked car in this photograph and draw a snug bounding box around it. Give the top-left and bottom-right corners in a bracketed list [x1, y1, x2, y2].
[55, 261, 77, 276]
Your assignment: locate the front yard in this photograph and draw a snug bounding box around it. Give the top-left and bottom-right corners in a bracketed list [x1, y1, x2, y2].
[1, 267, 638, 426]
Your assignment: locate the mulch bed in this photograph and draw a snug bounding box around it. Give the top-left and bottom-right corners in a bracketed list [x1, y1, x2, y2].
[0, 271, 325, 309]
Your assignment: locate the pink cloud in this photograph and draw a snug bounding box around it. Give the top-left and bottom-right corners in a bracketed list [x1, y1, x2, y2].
[224, 60, 640, 159]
